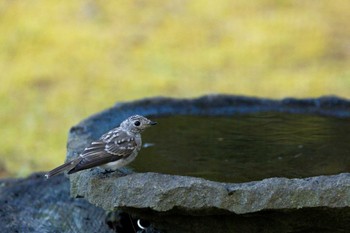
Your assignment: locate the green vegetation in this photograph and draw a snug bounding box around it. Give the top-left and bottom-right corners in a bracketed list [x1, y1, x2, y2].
[0, 1, 349, 177]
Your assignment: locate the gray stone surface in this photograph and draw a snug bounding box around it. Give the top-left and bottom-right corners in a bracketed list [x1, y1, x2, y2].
[71, 171, 350, 214]
[0, 173, 114, 233]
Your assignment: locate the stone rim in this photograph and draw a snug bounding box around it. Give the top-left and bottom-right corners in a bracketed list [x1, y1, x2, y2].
[67, 95, 350, 214]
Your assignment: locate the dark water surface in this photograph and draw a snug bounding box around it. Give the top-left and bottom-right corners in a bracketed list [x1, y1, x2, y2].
[130, 113, 350, 183]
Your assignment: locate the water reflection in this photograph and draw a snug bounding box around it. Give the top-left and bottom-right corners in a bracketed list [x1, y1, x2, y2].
[130, 113, 350, 183]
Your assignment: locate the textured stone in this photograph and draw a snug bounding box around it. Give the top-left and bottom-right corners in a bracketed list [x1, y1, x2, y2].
[0, 173, 113, 233]
[71, 171, 350, 214]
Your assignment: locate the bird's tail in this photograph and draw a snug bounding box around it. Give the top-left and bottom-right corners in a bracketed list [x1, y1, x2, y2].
[45, 157, 82, 179]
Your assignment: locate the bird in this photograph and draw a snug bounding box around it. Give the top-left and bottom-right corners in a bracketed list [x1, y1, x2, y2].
[45, 115, 157, 179]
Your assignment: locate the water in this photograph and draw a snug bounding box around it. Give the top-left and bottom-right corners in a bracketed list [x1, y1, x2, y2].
[130, 113, 350, 183]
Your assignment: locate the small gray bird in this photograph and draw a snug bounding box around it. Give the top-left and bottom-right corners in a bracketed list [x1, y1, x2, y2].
[45, 115, 157, 179]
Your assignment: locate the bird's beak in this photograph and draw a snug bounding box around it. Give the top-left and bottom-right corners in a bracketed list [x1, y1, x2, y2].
[149, 121, 157, 125]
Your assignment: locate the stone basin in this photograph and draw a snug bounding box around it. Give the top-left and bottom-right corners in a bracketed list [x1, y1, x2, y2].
[67, 95, 350, 232]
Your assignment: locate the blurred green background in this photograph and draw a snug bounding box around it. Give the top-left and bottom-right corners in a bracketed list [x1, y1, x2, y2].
[0, 1, 350, 178]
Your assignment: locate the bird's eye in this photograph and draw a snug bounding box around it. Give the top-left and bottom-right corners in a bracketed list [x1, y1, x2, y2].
[134, 121, 141, 126]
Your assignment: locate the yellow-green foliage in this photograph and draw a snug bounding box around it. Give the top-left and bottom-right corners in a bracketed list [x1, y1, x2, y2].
[0, 1, 349, 177]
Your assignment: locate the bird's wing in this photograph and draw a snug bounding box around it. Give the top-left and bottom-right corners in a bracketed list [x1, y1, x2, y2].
[68, 130, 137, 173]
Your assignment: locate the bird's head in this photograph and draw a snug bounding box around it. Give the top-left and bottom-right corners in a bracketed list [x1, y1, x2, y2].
[120, 115, 157, 133]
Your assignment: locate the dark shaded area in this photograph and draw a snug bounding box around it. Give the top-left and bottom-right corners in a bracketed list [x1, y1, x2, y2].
[126, 207, 350, 233]
[106, 211, 162, 233]
[0, 173, 114, 233]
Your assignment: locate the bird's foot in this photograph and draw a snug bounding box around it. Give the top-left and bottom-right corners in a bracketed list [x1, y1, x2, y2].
[102, 169, 115, 175]
[101, 168, 130, 177]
